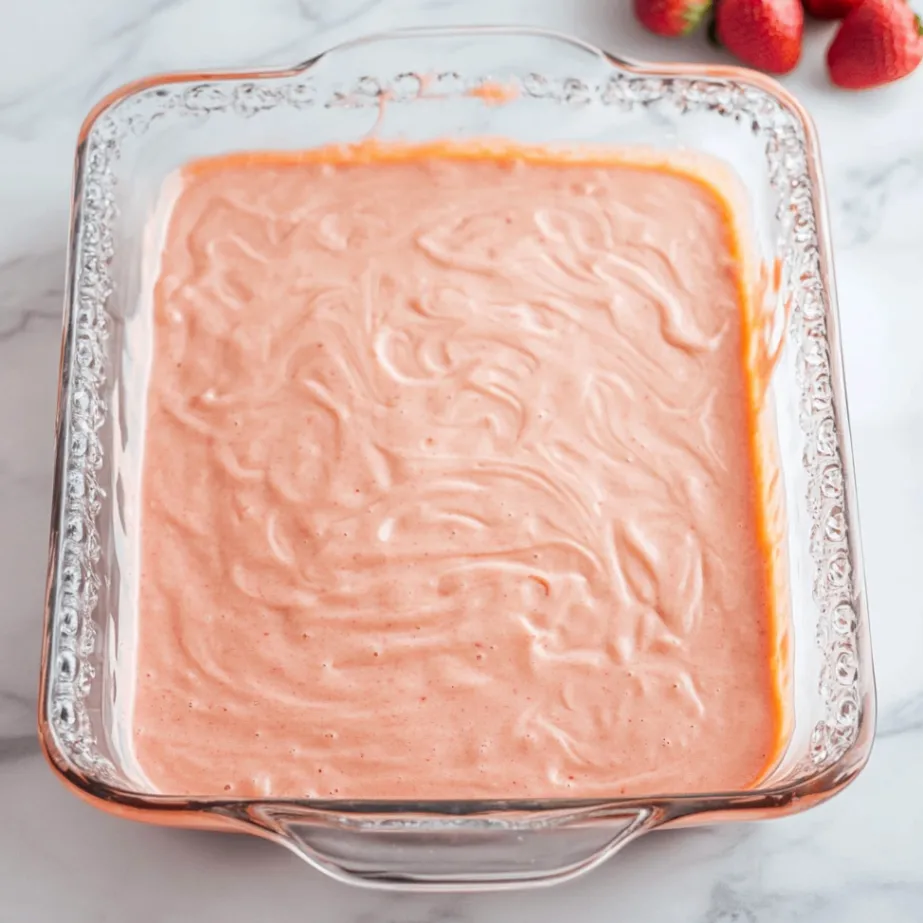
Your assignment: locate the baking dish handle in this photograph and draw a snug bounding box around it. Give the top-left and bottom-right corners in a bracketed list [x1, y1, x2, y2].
[243, 804, 660, 891]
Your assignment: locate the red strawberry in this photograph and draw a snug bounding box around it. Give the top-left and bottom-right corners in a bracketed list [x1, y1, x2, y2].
[634, 0, 713, 36]
[803, 0, 864, 19]
[827, 0, 923, 88]
[715, 0, 804, 74]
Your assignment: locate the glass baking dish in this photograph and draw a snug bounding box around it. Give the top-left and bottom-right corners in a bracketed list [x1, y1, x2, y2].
[38, 26, 875, 891]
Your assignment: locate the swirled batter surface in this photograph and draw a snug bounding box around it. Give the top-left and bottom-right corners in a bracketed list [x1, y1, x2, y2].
[132, 145, 786, 799]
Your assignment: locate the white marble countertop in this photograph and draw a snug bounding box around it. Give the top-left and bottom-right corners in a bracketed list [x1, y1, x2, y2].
[2, 1, 921, 920]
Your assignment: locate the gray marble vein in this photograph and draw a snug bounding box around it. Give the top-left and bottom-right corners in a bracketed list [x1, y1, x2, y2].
[0, 0, 920, 920]
[835, 150, 923, 248]
[878, 692, 923, 740]
[0, 734, 40, 764]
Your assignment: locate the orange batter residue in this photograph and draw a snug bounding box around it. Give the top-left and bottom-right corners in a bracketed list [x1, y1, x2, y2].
[132, 143, 788, 799]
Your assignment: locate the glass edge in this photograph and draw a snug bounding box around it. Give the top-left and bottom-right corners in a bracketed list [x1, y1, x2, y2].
[802, 140, 878, 744]
[764, 69, 878, 756]
[39, 25, 876, 825]
[68, 25, 832, 147]
[38, 121, 90, 774]
[39, 716, 874, 824]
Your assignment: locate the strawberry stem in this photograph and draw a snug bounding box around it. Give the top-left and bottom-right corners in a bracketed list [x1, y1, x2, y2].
[916, 14, 923, 37]
[682, 0, 714, 35]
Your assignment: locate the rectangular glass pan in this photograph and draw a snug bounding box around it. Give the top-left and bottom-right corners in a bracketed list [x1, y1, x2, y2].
[38, 26, 874, 891]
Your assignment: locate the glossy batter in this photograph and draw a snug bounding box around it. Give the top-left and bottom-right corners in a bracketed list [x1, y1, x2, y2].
[132, 144, 786, 799]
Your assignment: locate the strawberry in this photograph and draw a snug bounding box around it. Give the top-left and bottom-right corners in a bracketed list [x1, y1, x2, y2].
[827, 0, 923, 89]
[803, 0, 864, 18]
[715, 0, 804, 74]
[634, 0, 713, 37]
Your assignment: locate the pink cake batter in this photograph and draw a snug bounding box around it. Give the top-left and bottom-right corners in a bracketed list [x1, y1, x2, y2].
[132, 144, 787, 799]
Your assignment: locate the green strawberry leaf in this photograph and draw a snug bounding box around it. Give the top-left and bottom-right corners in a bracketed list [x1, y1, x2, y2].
[682, 0, 714, 34]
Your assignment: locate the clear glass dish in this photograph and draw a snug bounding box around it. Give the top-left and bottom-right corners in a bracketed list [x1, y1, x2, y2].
[38, 26, 875, 891]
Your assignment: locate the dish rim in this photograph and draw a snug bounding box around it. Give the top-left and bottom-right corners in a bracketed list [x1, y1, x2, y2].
[38, 24, 876, 830]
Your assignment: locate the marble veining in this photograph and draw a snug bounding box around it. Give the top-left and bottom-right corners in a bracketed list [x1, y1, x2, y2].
[2, 0, 921, 920]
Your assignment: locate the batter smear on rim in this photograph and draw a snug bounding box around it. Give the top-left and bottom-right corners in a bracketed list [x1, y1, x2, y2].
[133, 143, 789, 799]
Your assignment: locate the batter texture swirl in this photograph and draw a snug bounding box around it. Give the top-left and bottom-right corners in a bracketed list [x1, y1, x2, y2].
[133, 145, 785, 799]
